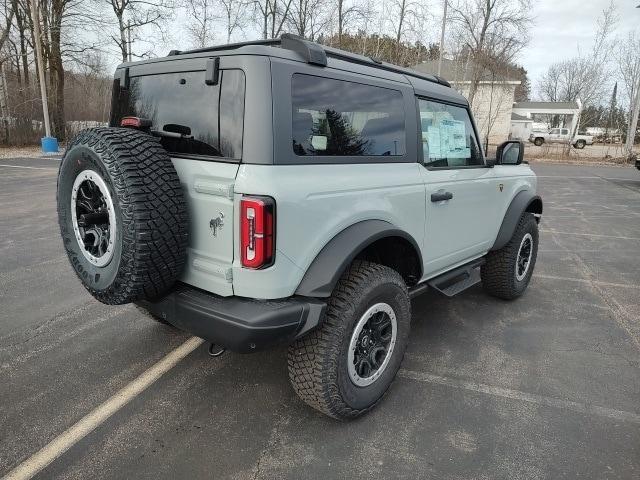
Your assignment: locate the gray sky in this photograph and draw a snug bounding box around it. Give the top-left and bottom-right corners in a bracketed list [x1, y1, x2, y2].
[109, 0, 638, 101]
[518, 0, 638, 96]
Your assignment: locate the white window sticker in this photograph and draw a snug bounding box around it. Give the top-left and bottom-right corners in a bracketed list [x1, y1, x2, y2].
[426, 118, 470, 159]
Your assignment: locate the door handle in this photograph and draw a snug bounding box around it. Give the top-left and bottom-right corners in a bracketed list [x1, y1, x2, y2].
[431, 191, 453, 202]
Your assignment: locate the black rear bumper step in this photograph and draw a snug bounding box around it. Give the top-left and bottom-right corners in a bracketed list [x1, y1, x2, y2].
[138, 285, 326, 353]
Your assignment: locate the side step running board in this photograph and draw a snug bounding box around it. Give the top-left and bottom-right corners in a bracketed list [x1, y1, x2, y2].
[428, 258, 485, 297]
[409, 258, 485, 299]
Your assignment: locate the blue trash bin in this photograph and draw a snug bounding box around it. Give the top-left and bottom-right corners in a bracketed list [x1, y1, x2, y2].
[41, 136, 59, 154]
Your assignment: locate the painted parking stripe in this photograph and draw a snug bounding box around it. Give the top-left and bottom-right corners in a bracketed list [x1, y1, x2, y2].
[399, 369, 640, 424]
[3, 336, 204, 480]
[533, 273, 640, 290]
[541, 229, 640, 241]
[537, 175, 639, 182]
[0, 164, 58, 171]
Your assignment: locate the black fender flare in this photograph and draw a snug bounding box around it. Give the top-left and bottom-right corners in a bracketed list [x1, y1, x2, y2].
[295, 220, 422, 297]
[491, 190, 543, 251]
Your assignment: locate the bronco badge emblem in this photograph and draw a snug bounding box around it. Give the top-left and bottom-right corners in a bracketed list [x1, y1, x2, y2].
[498, 183, 504, 192]
[209, 212, 224, 237]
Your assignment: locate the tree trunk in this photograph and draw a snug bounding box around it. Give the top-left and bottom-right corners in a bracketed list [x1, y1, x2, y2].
[337, 0, 343, 47]
[49, 0, 66, 140]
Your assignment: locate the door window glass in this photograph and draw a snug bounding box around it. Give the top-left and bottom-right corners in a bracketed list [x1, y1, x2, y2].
[417, 99, 483, 167]
[291, 74, 405, 157]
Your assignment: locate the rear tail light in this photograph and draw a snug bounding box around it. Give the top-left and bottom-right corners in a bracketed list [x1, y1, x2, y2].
[120, 116, 151, 129]
[240, 196, 275, 269]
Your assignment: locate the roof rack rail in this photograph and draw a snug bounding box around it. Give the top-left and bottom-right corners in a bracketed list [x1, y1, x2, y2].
[281, 33, 327, 66]
[166, 35, 450, 88]
[322, 46, 450, 87]
[167, 38, 280, 57]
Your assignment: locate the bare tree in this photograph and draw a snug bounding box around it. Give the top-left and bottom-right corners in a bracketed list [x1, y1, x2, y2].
[449, 0, 531, 106]
[105, 0, 175, 62]
[332, 0, 368, 47]
[288, 0, 330, 40]
[386, 0, 424, 64]
[536, 2, 617, 125]
[184, 0, 216, 47]
[219, 0, 250, 42]
[253, 0, 292, 39]
[616, 30, 640, 150]
[1, 0, 15, 50]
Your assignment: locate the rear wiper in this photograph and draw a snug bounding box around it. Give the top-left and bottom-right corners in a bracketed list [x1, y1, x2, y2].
[150, 129, 193, 140]
[151, 123, 194, 139]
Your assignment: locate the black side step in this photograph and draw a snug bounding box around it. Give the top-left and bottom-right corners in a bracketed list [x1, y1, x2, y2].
[427, 258, 485, 297]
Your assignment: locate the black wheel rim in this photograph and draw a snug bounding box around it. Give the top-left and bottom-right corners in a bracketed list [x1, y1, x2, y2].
[348, 303, 397, 387]
[71, 170, 116, 266]
[516, 233, 533, 281]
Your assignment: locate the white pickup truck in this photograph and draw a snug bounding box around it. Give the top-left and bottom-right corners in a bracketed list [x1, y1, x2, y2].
[529, 128, 593, 149]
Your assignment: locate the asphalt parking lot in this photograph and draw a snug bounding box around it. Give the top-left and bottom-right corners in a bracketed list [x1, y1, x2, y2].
[1, 157, 639, 479]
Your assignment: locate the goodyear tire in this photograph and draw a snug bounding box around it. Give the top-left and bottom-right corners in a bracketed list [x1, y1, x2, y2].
[57, 128, 188, 305]
[288, 261, 411, 419]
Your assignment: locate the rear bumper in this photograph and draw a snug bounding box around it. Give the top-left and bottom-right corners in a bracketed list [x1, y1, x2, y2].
[635, 158, 640, 170]
[139, 285, 326, 353]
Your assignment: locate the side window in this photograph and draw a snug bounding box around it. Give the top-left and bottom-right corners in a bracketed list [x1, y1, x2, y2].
[110, 69, 245, 159]
[291, 74, 406, 157]
[550, 128, 559, 135]
[417, 99, 483, 168]
[561, 129, 569, 135]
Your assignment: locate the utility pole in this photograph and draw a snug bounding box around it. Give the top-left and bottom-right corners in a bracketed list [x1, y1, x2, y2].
[437, 0, 448, 76]
[628, 4, 640, 155]
[29, 0, 52, 139]
[626, 73, 640, 155]
[127, 21, 132, 62]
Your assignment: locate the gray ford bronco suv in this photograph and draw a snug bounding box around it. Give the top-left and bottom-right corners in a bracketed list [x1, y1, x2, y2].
[57, 34, 542, 419]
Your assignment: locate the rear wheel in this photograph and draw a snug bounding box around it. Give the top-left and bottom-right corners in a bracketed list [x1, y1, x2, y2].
[533, 137, 544, 146]
[287, 261, 411, 419]
[481, 213, 539, 300]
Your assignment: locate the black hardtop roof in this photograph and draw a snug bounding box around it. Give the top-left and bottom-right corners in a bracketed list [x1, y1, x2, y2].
[119, 34, 452, 90]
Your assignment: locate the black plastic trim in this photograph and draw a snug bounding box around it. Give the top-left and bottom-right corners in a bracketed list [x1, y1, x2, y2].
[205, 57, 220, 85]
[491, 191, 543, 251]
[295, 220, 423, 297]
[281, 33, 327, 66]
[139, 285, 326, 353]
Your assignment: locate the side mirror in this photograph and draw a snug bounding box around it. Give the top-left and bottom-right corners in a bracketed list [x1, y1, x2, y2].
[496, 140, 524, 165]
[485, 157, 496, 168]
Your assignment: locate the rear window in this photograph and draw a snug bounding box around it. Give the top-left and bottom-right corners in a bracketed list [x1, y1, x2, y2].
[291, 74, 405, 157]
[110, 70, 245, 159]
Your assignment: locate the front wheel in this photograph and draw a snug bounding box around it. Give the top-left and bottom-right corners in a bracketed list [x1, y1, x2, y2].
[574, 140, 586, 149]
[481, 213, 539, 300]
[287, 261, 411, 419]
[533, 137, 544, 146]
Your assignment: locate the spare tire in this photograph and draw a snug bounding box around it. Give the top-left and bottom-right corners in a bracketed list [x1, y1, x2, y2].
[57, 127, 188, 305]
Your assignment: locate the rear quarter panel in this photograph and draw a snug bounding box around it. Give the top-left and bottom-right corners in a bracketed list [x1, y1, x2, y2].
[232, 163, 426, 298]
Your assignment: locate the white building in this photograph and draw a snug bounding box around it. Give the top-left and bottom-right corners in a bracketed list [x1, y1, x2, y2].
[509, 101, 582, 140]
[411, 59, 521, 145]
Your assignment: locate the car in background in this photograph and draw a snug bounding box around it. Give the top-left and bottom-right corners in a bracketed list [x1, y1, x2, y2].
[529, 128, 594, 149]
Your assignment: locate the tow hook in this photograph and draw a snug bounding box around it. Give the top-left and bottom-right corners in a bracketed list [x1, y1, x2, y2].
[208, 343, 226, 357]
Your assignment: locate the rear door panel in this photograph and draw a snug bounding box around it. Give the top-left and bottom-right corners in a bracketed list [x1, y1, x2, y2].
[173, 159, 239, 296]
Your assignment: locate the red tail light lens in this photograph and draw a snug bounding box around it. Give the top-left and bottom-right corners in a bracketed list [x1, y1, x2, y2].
[240, 196, 275, 269]
[120, 116, 151, 128]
